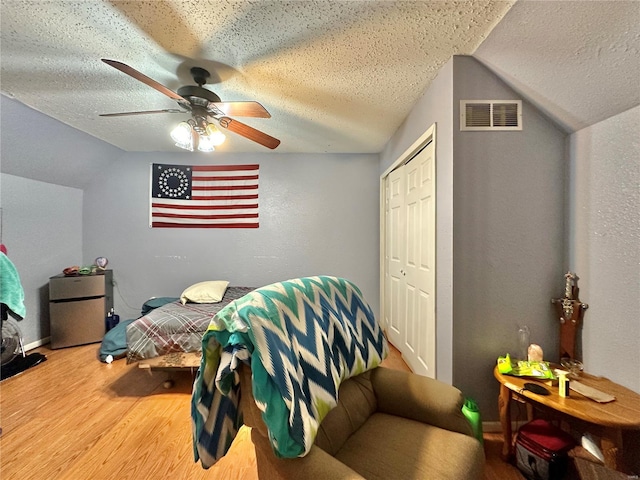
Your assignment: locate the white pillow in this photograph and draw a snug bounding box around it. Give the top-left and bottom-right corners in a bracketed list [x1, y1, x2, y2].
[180, 280, 229, 305]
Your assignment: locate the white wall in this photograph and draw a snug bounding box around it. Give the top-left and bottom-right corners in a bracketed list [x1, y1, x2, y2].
[0, 174, 83, 345]
[82, 151, 381, 321]
[569, 105, 640, 392]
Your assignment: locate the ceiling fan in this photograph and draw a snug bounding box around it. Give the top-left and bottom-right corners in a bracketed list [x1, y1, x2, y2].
[100, 59, 280, 150]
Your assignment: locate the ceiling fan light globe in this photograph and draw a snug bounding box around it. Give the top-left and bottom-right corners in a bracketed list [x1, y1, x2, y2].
[205, 123, 226, 146]
[197, 135, 216, 152]
[170, 121, 193, 144]
[174, 140, 194, 152]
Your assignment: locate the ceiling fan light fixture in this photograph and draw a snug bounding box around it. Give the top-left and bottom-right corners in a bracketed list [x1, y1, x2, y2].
[205, 123, 226, 146]
[171, 121, 195, 151]
[174, 138, 194, 152]
[197, 135, 216, 152]
[170, 121, 193, 144]
[101, 60, 280, 150]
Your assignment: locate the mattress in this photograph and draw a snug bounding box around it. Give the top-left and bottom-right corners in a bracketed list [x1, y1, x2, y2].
[126, 286, 255, 363]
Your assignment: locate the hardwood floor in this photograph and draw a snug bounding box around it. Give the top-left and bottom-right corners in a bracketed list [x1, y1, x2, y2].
[1, 343, 525, 479]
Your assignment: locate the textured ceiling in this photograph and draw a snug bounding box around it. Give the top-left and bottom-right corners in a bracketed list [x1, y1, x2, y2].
[474, 0, 640, 133]
[0, 0, 514, 154]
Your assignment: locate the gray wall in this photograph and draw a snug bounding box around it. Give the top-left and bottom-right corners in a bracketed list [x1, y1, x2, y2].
[1, 95, 381, 349]
[0, 174, 83, 346]
[451, 56, 566, 420]
[1, 94, 119, 346]
[3, 70, 637, 426]
[569, 105, 640, 392]
[0, 95, 120, 189]
[82, 152, 381, 321]
[381, 56, 567, 422]
[380, 59, 455, 383]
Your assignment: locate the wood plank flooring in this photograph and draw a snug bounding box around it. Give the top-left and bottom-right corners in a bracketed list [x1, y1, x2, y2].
[1, 343, 525, 479]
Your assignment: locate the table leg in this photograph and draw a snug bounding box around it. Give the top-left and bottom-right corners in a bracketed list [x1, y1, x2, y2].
[498, 383, 513, 461]
[600, 428, 626, 473]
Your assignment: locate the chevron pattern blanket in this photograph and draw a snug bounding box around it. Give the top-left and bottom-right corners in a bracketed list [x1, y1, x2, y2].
[191, 276, 388, 468]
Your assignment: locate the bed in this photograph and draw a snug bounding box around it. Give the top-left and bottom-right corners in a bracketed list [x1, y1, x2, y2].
[126, 285, 255, 364]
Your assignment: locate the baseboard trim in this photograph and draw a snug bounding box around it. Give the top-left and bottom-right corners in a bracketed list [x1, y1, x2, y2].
[482, 421, 504, 433]
[483, 420, 530, 433]
[24, 337, 50, 351]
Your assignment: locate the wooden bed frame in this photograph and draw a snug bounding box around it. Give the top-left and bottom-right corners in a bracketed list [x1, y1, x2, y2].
[138, 351, 202, 388]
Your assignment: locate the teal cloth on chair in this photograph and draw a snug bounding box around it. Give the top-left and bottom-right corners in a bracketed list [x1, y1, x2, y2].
[0, 252, 26, 319]
[191, 276, 389, 468]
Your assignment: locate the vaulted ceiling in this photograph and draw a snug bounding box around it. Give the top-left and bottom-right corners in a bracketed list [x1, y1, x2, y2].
[1, 0, 514, 153]
[1, 1, 638, 154]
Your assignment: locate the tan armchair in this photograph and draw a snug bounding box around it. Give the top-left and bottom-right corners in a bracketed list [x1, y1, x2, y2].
[239, 363, 485, 480]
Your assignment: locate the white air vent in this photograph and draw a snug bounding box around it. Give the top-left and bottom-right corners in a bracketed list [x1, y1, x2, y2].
[460, 100, 522, 131]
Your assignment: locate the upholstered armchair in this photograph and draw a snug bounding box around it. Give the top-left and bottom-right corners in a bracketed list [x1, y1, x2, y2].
[238, 363, 485, 480]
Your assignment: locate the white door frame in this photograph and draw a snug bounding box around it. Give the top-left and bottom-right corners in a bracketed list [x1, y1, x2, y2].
[380, 123, 437, 358]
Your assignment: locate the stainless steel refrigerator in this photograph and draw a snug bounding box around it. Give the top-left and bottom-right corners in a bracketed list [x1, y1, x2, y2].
[49, 270, 113, 349]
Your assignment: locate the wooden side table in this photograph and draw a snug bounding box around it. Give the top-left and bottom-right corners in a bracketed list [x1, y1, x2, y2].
[494, 365, 640, 473]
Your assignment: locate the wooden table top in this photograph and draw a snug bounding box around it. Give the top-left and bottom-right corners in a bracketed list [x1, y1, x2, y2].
[494, 365, 640, 429]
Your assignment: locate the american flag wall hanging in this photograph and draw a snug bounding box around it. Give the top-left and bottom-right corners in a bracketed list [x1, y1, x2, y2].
[150, 163, 259, 228]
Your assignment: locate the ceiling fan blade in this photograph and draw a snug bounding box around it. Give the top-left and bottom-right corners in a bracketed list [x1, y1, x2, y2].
[101, 59, 189, 106]
[218, 117, 280, 150]
[100, 109, 186, 117]
[208, 101, 271, 118]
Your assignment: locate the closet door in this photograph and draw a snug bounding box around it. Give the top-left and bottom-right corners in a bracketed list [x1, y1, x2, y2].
[385, 166, 406, 350]
[402, 141, 436, 378]
[384, 136, 436, 378]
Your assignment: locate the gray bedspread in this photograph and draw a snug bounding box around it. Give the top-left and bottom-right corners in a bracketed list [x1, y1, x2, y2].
[126, 286, 255, 363]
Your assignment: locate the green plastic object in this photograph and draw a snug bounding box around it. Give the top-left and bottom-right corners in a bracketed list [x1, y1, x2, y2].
[462, 397, 484, 445]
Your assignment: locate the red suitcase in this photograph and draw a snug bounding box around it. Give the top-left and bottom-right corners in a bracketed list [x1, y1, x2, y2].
[515, 419, 575, 480]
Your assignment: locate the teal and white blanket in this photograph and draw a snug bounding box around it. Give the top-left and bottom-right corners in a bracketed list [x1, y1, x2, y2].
[191, 276, 388, 468]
